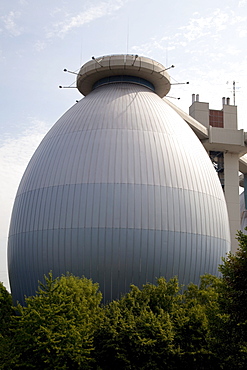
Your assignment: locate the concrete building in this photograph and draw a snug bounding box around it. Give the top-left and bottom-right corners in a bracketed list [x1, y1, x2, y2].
[8, 55, 232, 304]
[166, 95, 247, 252]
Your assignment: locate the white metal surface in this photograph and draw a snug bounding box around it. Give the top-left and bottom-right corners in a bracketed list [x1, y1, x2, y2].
[8, 64, 231, 305]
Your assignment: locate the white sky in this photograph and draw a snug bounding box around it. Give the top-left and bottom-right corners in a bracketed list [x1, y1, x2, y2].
[1, 0, 247, 290]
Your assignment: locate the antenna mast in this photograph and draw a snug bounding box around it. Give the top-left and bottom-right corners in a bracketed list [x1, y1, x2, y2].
[233, 80, 236, 106]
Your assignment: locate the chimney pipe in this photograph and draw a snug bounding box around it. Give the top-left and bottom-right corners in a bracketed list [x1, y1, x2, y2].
[222, 97, 226, 106]
[196, 94, 199, 102]
[192, 94, 195, 103]
[226, 97, 230, 105]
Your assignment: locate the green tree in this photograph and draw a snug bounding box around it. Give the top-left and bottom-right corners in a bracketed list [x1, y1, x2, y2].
[12, 273, 103, 369]
[94, 277, 181, 369]
[94, 275, 229, 370]
[174, 274, 224, 369]
[219, 230, 247, 323]
[0, 282, 16, 369]
[0, 281, 13, 335]
[217, 230, 247, 368]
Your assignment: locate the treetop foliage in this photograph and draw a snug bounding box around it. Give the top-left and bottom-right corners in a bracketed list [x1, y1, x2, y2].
[2, 273, 103, 369]
[0, 281, 13, 333]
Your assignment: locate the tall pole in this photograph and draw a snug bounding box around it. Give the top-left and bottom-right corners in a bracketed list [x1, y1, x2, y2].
[233, 80, 235, 105]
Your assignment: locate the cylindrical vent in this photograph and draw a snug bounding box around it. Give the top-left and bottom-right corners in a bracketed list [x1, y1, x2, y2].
[196, 94, 199, 102]
[227, 97, 230, 105]
[192, 94, 195, 103]
[222, 97, 226, 106]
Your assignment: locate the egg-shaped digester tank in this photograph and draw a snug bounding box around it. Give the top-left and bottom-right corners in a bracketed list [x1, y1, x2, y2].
[8, 55, 230, 305]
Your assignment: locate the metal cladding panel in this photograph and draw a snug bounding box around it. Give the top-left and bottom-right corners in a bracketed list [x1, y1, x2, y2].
[8, 83, 230, 305]
[10, 184, 229, 236]
[8, 229, 227, 304]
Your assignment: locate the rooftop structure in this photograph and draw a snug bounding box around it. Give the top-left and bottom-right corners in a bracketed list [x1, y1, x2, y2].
[167, 95, 247, 252]
[77, 54, 171, 97]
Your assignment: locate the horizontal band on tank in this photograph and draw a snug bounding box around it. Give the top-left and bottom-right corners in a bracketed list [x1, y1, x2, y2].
[8, 227, 230, 305]
[9, 183, 230, 239]
[93, 75, 155, 92]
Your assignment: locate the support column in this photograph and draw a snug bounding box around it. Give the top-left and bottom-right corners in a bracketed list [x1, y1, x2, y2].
[224, 152, 240, 252]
